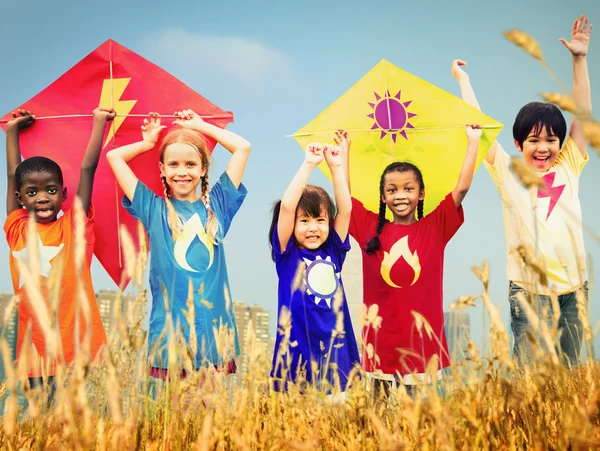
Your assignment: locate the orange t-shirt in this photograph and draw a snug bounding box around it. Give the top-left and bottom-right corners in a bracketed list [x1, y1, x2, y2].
[4, 205, 107, 377]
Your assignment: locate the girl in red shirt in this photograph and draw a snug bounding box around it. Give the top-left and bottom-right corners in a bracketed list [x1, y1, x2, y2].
[339, 125, 482, 397]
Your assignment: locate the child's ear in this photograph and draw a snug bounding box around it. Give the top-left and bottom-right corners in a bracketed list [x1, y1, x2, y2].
[15, 191, 23, 206]
[514, 139, 523, 153]
[381, 194, 386, 204]
[419, 190, 425, 201]
[159, 162, 165, 177]
[62, 187, 67, 202]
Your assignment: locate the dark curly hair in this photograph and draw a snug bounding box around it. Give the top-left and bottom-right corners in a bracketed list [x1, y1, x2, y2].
[15, 156, 63, 191]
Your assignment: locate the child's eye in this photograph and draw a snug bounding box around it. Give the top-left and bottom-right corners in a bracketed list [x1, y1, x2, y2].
[318, 218, 326, 223]
[27, 190, 36, 196]
[169, 162, 177, 167]
[48, 188, 57, 195]
[406, 187, 413, 191]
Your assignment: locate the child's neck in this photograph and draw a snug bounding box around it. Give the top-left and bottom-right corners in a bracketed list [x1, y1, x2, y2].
[171, 193, 200, 202]
[392, 216, 418, 225]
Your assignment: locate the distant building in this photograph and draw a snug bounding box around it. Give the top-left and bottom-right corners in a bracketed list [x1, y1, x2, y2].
[444, 311, 471, 362]
[96, 290, 143, 337]
[341, 237, 364, 354]
[0, 293, 19, 380]
[233, 301, 270, 374]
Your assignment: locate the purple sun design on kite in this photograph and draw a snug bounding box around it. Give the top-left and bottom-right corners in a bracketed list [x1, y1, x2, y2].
[367, 90, 417, 142]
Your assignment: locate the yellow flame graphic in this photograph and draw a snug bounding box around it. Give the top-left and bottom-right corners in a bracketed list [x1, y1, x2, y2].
[380, 235, 421, 288]
[99, 78, 137, 149]
[173, 213, 214, 272]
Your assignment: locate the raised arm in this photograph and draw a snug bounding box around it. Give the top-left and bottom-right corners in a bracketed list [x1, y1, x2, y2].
[173, 109, 251, 189]
[77, 107, 115, 213]
[451, 59, 500, 166]
[5, 110, 35, 215]
[559, 15, 593, 156]
[452, 125, 482, 208]
[334, 129, 351, 193]
[277, 143, 324, 251]
[106, 112, 166, 201]
[324, 142, 351, 242]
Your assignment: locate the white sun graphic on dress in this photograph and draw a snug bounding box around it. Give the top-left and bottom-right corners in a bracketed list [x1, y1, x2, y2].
[302, 255, 341, 308]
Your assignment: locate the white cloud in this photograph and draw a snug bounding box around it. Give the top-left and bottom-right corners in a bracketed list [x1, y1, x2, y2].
[138, 29, 293, 87]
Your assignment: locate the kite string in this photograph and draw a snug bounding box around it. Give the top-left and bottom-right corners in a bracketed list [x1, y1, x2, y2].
[108, 59, 124, 271]
[0, 113, 232, 123]
[287, 124, 503, 138]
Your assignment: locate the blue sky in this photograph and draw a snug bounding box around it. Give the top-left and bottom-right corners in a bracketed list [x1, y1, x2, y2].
[1, 0, 599, 354]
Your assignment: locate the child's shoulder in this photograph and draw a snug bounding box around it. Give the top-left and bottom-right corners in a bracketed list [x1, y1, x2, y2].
[555, 137, 586, 168]
[3, 208, 29, 236]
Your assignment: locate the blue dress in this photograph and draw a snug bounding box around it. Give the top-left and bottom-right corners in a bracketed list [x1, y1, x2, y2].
[271, 226, 360, 391]
[123, 172, 247, 369]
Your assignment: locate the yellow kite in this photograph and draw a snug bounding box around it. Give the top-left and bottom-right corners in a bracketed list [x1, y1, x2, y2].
[293, 59, 503, 216]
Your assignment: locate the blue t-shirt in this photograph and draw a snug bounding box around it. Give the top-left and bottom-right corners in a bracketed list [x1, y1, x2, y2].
[123, 172, 247, 369]
[270, 226, 360, 392]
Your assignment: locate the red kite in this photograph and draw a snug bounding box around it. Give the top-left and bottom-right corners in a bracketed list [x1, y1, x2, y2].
[1, 39, 234, 286]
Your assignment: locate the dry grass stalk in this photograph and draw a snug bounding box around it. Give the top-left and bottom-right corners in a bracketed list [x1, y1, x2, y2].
[539, 92, 578, 114]
[449, 295, 478, 310]
[511, 243, 549, 288]
[509, 157, 545, 190]
[515, 292, 560, 366]
[503, 29, 544, 60]
[583, 120, 600, 155]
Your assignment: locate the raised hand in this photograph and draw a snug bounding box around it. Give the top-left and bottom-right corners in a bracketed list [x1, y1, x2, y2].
[333, 129, 351, 154]
[141, 112, 166, 146]
[173, 109, 206, 130]
[451, 59, 469, 82]
[560, 15, 593, 57]
[465, 124, 482, 141]
[305, 142, 324, 165]
[6, 109, 35, 131]
[324, 143, 342, 168]
[93, 106, 116, 122]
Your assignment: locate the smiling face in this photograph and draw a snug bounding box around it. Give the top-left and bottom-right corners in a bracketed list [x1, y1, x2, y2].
[16, 171, 66, 223]
[381, 170, 424, 224]
[159, 142, 206, 201]
[515, 125, 561, 173]
[293, 209, 330, 250]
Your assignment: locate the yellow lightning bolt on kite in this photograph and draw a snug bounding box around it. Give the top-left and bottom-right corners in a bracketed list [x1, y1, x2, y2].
[380, 235, 421, 288]
[99, 78, 137, 148]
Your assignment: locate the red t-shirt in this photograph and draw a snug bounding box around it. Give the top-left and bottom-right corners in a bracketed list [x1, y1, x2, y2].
[4, 206, 107, 377]
[349, 193, 464, 375]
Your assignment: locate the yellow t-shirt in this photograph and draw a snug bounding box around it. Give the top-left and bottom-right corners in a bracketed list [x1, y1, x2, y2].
[484, 138, 588, 295]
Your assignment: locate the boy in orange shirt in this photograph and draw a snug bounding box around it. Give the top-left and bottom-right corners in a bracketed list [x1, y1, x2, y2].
[4, 107, 114, 393]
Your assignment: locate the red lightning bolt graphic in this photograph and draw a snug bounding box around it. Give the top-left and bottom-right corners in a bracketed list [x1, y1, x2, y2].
[537, 172, 565, 220]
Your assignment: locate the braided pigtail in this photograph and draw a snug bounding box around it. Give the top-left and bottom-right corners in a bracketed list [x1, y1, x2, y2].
[201, 173, 222, 245]
[365, 199, 387, 255]
[161, 174, 182, 239]
[417, 199, 424, 220]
